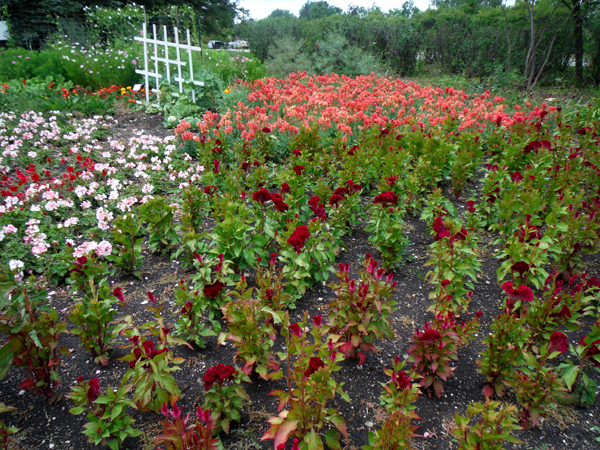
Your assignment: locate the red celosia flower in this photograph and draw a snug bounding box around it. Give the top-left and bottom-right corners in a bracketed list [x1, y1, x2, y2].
[204, 363, 237, 391]
[203, 280, 226, 298]
[312, 315, 323, 327]
[271, 192, 289, 212]
[511, 261, 530, 276]
[373, 191, 398, 206]
[147, 291, 156, 303]
[292, 149, 302, 157]
[501, 282, 533, 302]
[511, 171, 523, 182]
[579, 337, 600, 366]
[329, 194, 343, 208]
[241, 162, 251, 173]
[289, 323, 303, 337]
[466, 200, 476, 213]
[386, 175, 399, 186]
[304, 356, 325, 378]
[549, 331, 568, 353]
[281, 182, 291, 194]
[391, 370, 411, 390]
[114, 287, 125, 304]
[433, 216, 450, 239]
[87, 377, 101, 403]
[294, 165, 305, 175]
[420, 329, 442, 345]
[333, 187, 348, 198]
[252, 188, 272, 204]
[204, 185, 217, 195]
[287, 225, 310, 253]
[213, 159, 220, 174]
[262, 127, 271, 133]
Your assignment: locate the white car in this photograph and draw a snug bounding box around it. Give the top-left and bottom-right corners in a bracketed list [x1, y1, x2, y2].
[207, 40, 227, 49]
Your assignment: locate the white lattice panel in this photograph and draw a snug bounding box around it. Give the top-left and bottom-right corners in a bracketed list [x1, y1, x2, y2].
[134, 22, 204, 107]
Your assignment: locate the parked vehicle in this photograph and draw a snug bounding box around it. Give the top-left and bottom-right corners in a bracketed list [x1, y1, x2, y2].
[227, 40, 249, 50]
[207, 40, 227, 49]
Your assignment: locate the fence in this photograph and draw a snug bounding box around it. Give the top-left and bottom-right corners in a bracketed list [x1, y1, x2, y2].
[134, 23, 204, 107]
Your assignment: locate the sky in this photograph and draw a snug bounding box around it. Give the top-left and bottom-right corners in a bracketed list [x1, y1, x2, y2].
[237, 0, 433, 20]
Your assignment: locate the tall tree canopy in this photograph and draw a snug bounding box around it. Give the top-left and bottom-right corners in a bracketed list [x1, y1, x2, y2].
[299, 1, 343, 20]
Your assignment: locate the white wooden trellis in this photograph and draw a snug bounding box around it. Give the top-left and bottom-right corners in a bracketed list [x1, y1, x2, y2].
[134, 22, 204, 108]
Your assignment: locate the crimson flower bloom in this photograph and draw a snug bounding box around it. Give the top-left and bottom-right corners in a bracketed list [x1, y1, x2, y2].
[87, 377, 101, 403]
[281, 182, 291, 194]
[114, 287, 125, 304]
[289, 323, 302, 337]
[271, 192, 289, 212]
[511, 171, 524, 182]
[333, 187, 348, 198]
[213, 159, 220, 174]
[391, 370, 411, 390]
[501, 282, 534, 303]
[433, 216, 450, 239]
[204, 363, 237, 391]
[241, 162, 251, 173]
[262, 126, 271, 133]
[420, 329, 442, 345]
[312, 315, 323, 327]
[329, 194, 343, 208]
[252, 187, 272, 204]
[287, 225, 310, 254]
[466, 200, 476, 213]
[204, 185, 217, 195]
[293, 165, 305, 175]
[549, 332, 569, 354]
[147, 291, 156, 303]
[373, 191, 398, 206]
[292, 149, 302, 157]
[551, 304, 572, 319]
[511, 261, 530, 276]
[304, 356, 325, 378]
[203, 280, 225, 298]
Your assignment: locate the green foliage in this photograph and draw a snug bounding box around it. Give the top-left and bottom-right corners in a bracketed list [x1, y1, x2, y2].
[452, 400, 523, 450]
[67, 378, 141, 450]
[107, 214, 144, 279]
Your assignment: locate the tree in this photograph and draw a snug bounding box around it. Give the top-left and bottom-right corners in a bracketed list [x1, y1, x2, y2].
[269, 9, 296, 19]
[561, 0, 600, 83]
[522, 0, 571, 91]
[299, 1, 342, 20]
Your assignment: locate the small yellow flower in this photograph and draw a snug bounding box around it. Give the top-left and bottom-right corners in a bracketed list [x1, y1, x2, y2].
[224, 89, 230, 94]
[127, 86, 131, 90]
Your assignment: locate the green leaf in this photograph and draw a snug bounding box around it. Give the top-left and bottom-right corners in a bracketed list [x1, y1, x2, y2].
[305, 429, 324, 450]
[323, 429, 341, 450]
[0, 343, 14, 381]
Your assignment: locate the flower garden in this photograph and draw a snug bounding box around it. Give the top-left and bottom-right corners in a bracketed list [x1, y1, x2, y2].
[0, 70, 600, 450]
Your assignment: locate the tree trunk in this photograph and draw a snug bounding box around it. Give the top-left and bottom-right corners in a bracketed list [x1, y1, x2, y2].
[573, 0, 584, 83]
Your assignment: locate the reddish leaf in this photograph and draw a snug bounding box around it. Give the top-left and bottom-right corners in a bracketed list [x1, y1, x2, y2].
[19, 379, 36, 390]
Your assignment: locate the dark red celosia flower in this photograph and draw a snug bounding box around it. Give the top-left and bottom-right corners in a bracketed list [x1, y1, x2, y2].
[501, 282, 534, 306]
[294, 165, 305, 175]
[420, 329, 442, 345]
[203, 280, 226, 298]
[579, 337, 600, 367]
[241, 162, 251, 173]
[147, 291, 156, 303]
[549, 331, 569, 353]
[511, 261, 530, 276]
[373, 191, 398, 206]
[391, 370, 411, 390]
[329, 194, 343, 208]
[289, 323, 303, 337]
[271, 193, 289, 212]
[262, 127, 271, 133]
[312, 315, 322, 327]
[87, 377, 101, 403]
[114, 287, 125, 304]
[213, 159, 220, 174]
[433, 216, 450, 239]
[347, 180, 362, 195]
[204, 363, 237, 391]
[129, 335, 140, 346]
[287, 225, 310, 254]
[252, 188, 272, 204]
[466, 200, 476, 213]
[453, 227, 468, 241]
[475, 311, 483, 319]
[441, 279, 451, 287]
[517, 224, 541, 242]
[181, 301, 193, 315]
[292, 149, 302, 157]
[308, 196, 321, 212]
[333, 187, 348, 198]
[142, 340, 156, 357]
[304, 356, 325, 378]
[511, 171, 523, 183]
[281, 182, 291, 194]
[204, 185, 217, 195]
[551, 304, 572, 319]
[386, 175, 399, 186]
